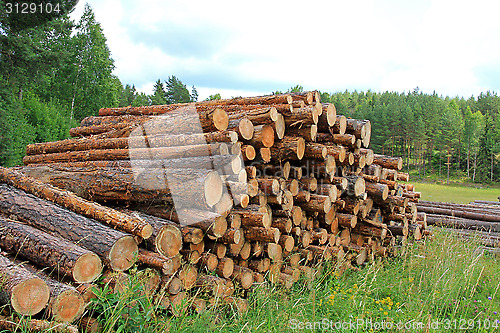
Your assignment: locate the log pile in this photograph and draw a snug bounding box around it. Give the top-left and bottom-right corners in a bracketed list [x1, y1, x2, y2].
[419, 200, 500, 248]
[0, 91, 424, 325]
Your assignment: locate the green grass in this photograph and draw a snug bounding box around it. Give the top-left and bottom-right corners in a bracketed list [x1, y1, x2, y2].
[410, 181, 500, 204]
[3, 232, 500, 333]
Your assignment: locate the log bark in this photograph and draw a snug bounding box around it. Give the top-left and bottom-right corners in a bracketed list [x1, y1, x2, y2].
[25, 154, 242, 175]
[122, 210, 184, 258]
[0, 217, 102, 284]
[373, 154, 403, 170]
[26, 131, 238, 156]
[417, 206, 500, 223]
[426, 214, 500, 232]
[244, 227, 280, 243]
[0, 254, 50, 316]
[0, 184, 138, 271]
[18, 165, 223, 208]
[0, 315, 78, 333]
[24, 142, 227, 165]
[269, 136, 305, 161]
[0, 167, 152, 239]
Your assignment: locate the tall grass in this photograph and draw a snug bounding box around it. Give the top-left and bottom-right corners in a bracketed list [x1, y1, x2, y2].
[2, 231, 499, 332]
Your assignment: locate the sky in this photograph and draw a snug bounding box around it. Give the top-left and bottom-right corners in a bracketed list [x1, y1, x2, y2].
[70, 0, 500, 101]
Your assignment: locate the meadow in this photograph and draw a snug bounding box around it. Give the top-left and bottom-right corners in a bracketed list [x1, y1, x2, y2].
[409, 182, 500, 204]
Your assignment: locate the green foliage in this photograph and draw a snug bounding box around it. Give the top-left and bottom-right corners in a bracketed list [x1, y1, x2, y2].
[89, 268, 168, 333]
[206, 93, 222, 101]
[150, 79, 167, 105]
[322, 90, 499, 183]
[165, 76, 191, 104]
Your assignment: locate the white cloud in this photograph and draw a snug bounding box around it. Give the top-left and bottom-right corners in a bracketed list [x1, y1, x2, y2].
[71, 0, 500, 99]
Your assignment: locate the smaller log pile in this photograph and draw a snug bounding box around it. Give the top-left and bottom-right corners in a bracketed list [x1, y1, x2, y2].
[0, 91, 426, 327]
[419, 200, 500, 248]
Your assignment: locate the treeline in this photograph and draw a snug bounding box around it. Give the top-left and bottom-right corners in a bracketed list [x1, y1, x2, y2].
[320, 89, 500, 183]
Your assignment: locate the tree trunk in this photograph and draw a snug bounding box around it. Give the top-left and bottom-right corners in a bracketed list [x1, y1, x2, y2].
[0, 217, 102, 284]
[0, 184, 138, 271]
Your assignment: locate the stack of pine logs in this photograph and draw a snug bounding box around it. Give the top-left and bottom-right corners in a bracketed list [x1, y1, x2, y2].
[0, 91, 424, 328]
[419, 200, 500, 249]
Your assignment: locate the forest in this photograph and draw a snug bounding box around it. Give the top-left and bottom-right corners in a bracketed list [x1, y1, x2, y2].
[1, 4, 499, 183]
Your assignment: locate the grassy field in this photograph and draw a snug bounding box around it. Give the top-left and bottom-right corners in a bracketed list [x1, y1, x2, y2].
[410, 182, 500, 204]
[6, 231, 499, 333]
[3, 183, 500, 332]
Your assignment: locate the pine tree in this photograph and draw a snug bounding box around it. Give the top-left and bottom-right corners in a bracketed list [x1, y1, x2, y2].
[165, 76, 191, 104]
[476, 115, 495, 183]
[150, 79, 167, 105]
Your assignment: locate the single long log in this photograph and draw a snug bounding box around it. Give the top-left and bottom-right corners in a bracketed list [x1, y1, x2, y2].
[0, 254, 50, 316]
[426, 214, 500, 232]
[0, 217, 102, 284]
[269, 136, 305, 161]
[23, 142, 227, 165]
[26, 131, 238, 156]
[0, 167, 152, 239]
[130, 206, 228, 238]
[18, 165, 223, 208]
[417, 206, 500, 223]
[0, 184, 138, 271]
[24, 155, 242, 175]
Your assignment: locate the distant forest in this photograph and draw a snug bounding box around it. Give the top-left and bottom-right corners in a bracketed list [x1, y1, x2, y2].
[1, 4, 498, 183]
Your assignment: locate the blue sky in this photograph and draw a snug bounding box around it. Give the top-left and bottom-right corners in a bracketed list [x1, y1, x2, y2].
[71, 0, 500, 100]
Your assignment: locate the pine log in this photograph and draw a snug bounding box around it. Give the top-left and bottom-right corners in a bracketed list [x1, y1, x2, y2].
[0, 184, 138, 271]
[373, 154, 403, 170]
[365, 182, 389, 201]
[0, 254, 50, 316]
[23, 142, 228, 165]
[269, 136, 305, 161]
[122, 210, 184, 258]
[0, 217, 102, 284]
[232, 208, 271, 228]
[0, 167, 152, 239]
[231, 265, 254, 289]
[18, 165, 223, 208]
[26, 155, 242, 175]
[426, 214, 500, 232]
[26, 131, 238, 156]
[0, 315, 78, 333]
[345, 175, 366, 197]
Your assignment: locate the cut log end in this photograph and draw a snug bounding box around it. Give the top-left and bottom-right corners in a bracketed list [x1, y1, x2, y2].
[239, 118, 254, 140]
[213, 108, 229, 131]
[157, 225, 183, 258]
[52, 290, 85, 323]
[73, 252, 103, 284]
[108, 236, 138, 271]
[261, 125, 275, 148]
[275, 114, 286, 139]
[204, 171, 224, 207]
[297, 137, 306, 160]
[11, 278, 50, 316]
